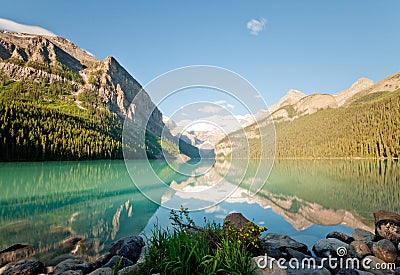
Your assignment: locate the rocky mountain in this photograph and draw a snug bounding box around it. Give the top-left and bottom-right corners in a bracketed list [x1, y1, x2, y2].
[334, 77, 374, 106]
[270, 78, 376, 122]
[215, 71, 400, 159]
[0, 30, 198, 160]
[269, 89, 306, 113]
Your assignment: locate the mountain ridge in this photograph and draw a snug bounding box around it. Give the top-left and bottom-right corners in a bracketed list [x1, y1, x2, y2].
[0, 30, 199, 160]
[216, 71, 400, 159]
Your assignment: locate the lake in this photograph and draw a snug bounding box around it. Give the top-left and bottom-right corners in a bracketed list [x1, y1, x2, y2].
[0, 159, 399, 264]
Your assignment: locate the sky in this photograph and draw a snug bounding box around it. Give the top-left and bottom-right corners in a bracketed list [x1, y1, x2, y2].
[1, 0, 399, 116]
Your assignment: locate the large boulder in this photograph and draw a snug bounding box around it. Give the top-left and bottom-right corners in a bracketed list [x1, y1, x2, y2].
[348, 241, 372, 259]
[373, 210, 400, 243]
[101, 255, 133, 269]
[252, 256, 288, 274]
[109, 235, 144, 264]
[224, 212, 253, 228]
[118, 264, 139, 275]
[87, 267, 112, 275]
[0, 244, 34, 267]
[326, 232, 354, 244]
[0, 259, 45, 275]
[53, 258, 91, 275]
[372, 239, 398, 263]
[89, 253, 113, 270]
[312, 238, 349, 258]
[263, 233, 310, 258]
[362, 256, 393, 275]
[352, 229, 375, 243]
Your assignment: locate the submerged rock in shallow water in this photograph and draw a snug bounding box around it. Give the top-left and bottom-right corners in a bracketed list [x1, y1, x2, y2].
[0, 259, 45, 275]
[0, 244, 34, 267]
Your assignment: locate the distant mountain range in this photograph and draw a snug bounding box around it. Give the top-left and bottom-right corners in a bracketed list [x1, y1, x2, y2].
[2, 30, 398, 161]
[216, 71, 400, 159]
[268, 75, 399, 122]
[0, 31, 199, 161]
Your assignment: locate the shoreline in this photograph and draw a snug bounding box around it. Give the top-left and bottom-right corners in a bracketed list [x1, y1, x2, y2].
[1, 210, 399, 274]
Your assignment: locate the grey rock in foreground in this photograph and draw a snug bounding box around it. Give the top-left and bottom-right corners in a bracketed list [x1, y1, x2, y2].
[224, 212, 252, 229]
[53, 259, 90, 275]
[252, 256, 288, 274]
[118, 264, 139, 274]
[87, 267, 112, 275]
[0, 259, 45, 275]
[353, 229, 375, 243]
[102, 255, 133, 269]
[264, 233, 310, 258]
[348, 241, 372, 259]
[0, 245, 34, 267]
[374, 210, 400, 243]
[312, 238, 349, 258]
[109, 236, 145, 263]
[326, 232, 355, 244]
[372, 239, 397, 263]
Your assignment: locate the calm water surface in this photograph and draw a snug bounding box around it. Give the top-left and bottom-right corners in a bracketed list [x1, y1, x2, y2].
[0, 159, 399, 264]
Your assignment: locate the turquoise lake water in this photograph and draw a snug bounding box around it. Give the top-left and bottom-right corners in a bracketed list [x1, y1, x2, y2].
[0, 159, 398, 264]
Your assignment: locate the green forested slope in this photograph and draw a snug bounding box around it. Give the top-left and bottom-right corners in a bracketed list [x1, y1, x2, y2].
[0, 72, 124, 160]
[0, 71, 181, 160]
[219, 89, 400, 159]
[274, 89, 400, 158]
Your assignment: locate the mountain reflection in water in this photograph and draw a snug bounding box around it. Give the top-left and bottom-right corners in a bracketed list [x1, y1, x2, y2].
[0, 159, 398, 263]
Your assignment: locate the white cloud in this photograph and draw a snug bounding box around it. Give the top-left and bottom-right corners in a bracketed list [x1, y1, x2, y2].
[211, 100, 235, 110]
[0, 18, 56, 36]
[212, 100, 227, 105]
[246, 18, 267, 35]
[198, 105, 222, 114]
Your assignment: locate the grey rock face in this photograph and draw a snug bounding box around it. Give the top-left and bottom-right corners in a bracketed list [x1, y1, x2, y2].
[372, 239, 398, 263]
[252, 256, 288, 274]
[312, 238, 349, 258]
[53, 258, 90, 275]
[326, 232, 354, 244]
[352, 229, 375, 243]
[109, 235, 145, 264]
[0, 259, 45, 275]
[101, 255, 134, 269]
[118, 264, 139, 275]
[224, 212, 252, 229]
[0, 244, 33, 267]
[374, 210, 400, 243]
[348, 241, 372, 259]
[87, 267, 113, 275]
[89, 253, 113, 270]
[264, 233, 310, 256]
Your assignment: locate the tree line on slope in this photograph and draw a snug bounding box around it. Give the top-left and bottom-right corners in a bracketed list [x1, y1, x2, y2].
[223, 90, 400, 159]
[0, 70, 174, 161]
[274, 90, 400, 159]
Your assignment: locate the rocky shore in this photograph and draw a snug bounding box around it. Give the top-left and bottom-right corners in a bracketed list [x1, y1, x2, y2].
[1, 210, 399, 275]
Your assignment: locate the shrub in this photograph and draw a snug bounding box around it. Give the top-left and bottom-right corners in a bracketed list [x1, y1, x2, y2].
[137, 207, 267, 275]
